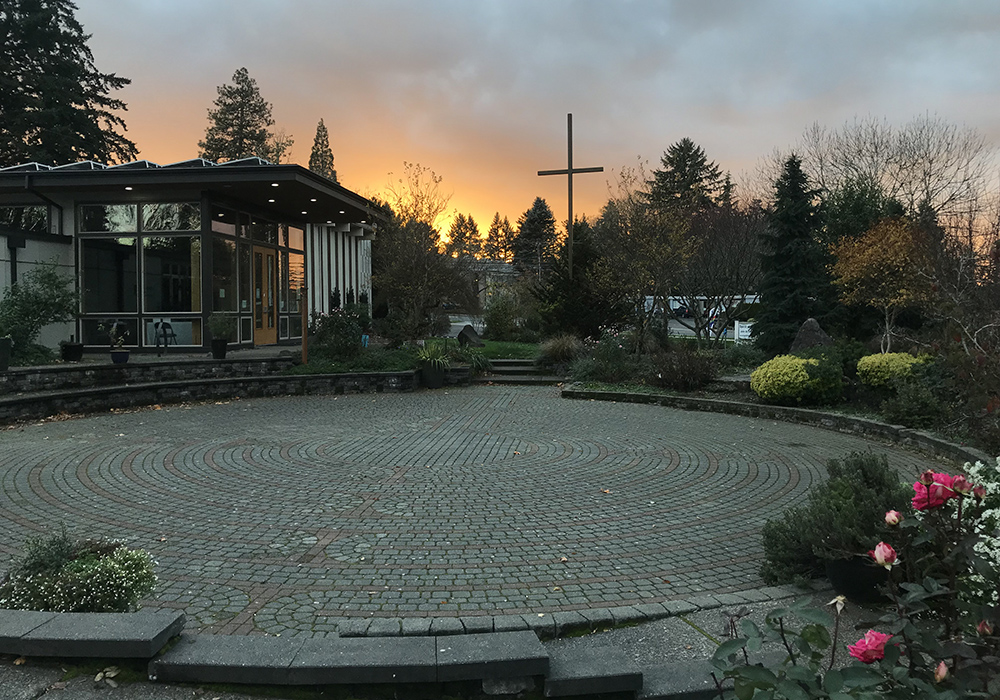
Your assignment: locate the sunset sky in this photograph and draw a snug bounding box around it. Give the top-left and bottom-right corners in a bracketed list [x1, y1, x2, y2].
[76, 0, 1000, 234]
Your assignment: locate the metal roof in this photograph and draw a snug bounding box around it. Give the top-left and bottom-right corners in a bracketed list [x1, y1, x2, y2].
[0, 159, 378, 226]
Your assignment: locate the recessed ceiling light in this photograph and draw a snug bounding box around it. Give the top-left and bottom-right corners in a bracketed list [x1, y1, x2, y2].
[310, 198, 317, 202]
[339, 210, 345, 214]
[326, 220, 332, 224]
[124, 186, 133, 191]
[301, 211, 307, 215]
[268, 199, 275, 203]
[271, 183, 279, 187]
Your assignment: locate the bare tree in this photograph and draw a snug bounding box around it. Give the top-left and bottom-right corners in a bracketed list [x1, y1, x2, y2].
[383, 162, 452, 231]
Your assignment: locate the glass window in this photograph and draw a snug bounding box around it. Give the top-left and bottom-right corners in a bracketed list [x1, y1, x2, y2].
[0, 205, 47, 233]
[81, 237, 138, 312]
[278, 250, 288, 313]
[289, 252, 304, 313]
[240, 316, 252, 343]
[80, 204, 137, 233]
[251, 219, 277, 243]
[239, 241, 252, 312]
[288, 226, 304, 251]
[82, 317, 138, 347]
[212, 236, 237, 312]
[211, 206, 237, 236]
[289, 315, 302, 338]
[142, 203, 201, 231]
[239, 213, 250, 238]
[142, 236, 202, 313]
[143, 318, 202, 347]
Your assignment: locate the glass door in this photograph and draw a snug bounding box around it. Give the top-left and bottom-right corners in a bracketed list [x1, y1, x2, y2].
[252, 245, 277, 345]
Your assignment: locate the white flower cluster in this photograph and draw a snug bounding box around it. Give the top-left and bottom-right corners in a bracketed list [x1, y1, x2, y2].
[964, 456, 1000, 601]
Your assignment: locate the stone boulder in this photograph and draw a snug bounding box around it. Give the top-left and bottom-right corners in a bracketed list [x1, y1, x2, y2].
[789, 317, 834, 353]
[457, 324, 485, 347]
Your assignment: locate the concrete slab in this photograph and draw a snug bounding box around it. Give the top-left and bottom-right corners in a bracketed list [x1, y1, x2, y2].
[0, 610, 57, 654]
[149, 634, 303, 685]
[638, 661, 718, 700]
[366, 618, 402, 637]
[460, 616, 495, 634]
[289, 636, 437, 684]
[544, 646, 642, 697]
[401, 617, 433, 636]
[436, 631, 548, 682]
[492, 615, 530, 633]
[17, 610, 184, 658]
[429, 617, 464, 636]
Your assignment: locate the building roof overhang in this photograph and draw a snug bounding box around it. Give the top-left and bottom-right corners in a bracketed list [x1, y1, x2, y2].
[0, 160, 379, 227]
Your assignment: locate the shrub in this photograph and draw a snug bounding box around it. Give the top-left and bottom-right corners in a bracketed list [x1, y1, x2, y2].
[482, 291, 519, 341]
[569, 328, 653, 384]
[0, 262, 78, 363]
[879, 360, 947, 429]
[856, 352, 923, 388]
[650, 347, 717, 391]
[759, 452, 912, 585]
[750, 353, 842, 405]
[0, 530, 156, 613]
[535, 334, 583, 371]
[715, 343, 766, 374]
[312, 307, 365, 360]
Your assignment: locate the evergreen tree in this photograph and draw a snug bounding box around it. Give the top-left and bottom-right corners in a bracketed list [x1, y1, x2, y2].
[646, 137, 724, 214]
[753, 155, 833, 355]
[198, 67, 274, 162]
[483, 213, 515, 262]
[308, 118, 337, 182]
[0, 0, 138, 166]
[445, 213, 480, 258]
[513, 197, 557, 275]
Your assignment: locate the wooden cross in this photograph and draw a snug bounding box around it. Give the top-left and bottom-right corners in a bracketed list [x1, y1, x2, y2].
[538, 113, 603, 280]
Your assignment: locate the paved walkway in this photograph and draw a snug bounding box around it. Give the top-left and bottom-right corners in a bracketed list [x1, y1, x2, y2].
[1, 386, 944, 637]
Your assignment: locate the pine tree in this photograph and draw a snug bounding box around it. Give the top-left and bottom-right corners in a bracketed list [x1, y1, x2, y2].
[753, 155, 833, 355]
[308, 118, 337, 182]
[445, 213, 481, 258]
[198, 67, 274, 163]
[646, 137, 724, 214]
[0, 0, 138, 166]
[513, 198, 557, 275]
[483, 213, 515, 262]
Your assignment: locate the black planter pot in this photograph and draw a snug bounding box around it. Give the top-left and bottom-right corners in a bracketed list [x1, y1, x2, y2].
[420, 363, 446, 389]
[210, 338, 229, 360]
[0, 336, 10, 371]
[60, 342, 84, 362]
[110, 349, 130, 365]
[825, 556, 889, 605]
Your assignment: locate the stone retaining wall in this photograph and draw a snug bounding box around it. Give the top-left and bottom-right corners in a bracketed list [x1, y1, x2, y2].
[562, 384, 992, 466]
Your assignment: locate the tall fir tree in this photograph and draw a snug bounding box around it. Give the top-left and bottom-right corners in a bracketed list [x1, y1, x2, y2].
[753, 155, 834, 355]
[513, 197, 557, 275]
[445, 213, 480, 258]
[646, 138, 724, 215]
[308, 118, 337, 182]
[0, 0, 138, 166]
[198, 67, 274, 162]
[483, 213, 515, 262]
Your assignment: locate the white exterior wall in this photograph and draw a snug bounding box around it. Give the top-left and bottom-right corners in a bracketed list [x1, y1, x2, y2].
[304, 223, 372, 318]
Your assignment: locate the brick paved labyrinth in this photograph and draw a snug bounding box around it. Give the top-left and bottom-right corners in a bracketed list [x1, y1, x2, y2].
[1, 386, 943, 636]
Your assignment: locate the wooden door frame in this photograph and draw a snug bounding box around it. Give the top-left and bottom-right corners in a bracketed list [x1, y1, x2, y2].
[252, 245, 278, 345]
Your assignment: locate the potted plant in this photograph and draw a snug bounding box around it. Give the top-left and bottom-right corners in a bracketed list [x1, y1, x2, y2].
[59, 335, 84, 362]
[208, 312, 237, 360]
[416, 342, 450, 389]
[0, 334, 12, 371]
[99, 321, 130, 364]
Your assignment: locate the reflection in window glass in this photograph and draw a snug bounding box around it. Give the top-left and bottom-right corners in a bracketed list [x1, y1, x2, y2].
[212, 236, 237, 311]
[142, 203, 200, 231]
[289, 315, 302, 338]
[239, 242, 251, 313]
[210, 205, 237, 235]
[239, 213, 250, 238]
[80, 204, 137, 233]
[251, 219, 277, 243]
[143, 318, 202, 347]
[289, 252, 304, 313]
[81, 237, 138, 312]
[142, 236, 202, 313]
[82, 318, 138, 346]
[0, 205, 47, 233]
[278, 250, 287, 313]
[288, 226, 304, 251]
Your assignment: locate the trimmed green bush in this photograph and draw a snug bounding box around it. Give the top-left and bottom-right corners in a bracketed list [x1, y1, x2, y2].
[760, 452, 912, 585]
[312, 306, 366, 360]
[0, 530, 156, 612]
[750, 352, 843, 405]
[857, 352, 923, 388]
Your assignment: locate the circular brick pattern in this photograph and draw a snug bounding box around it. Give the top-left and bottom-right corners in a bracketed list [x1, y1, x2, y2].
[0, 386, 945, 636]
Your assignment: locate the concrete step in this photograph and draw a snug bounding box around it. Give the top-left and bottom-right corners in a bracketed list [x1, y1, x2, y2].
[475, 375, 565, 386]
[544, 647, 642, 697]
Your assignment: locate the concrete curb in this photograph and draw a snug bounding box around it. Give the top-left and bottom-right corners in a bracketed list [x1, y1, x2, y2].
[561, 383, 991, 466]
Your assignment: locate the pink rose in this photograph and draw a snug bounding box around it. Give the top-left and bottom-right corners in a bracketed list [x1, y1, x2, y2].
[869, 542, 898, 569]
[884, 510, 902, 526]
[911, 472, 956, 510]
[974, 485, 986, 501]
[848, 630, 893, 664]
[935, 660, 948, 683]
[978, 620, 994, 636]
[952, 475, 972, 495]
[919, 469, 935, 485]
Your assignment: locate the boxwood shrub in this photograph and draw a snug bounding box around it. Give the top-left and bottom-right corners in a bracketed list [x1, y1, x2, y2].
[750, 352, 843, 405]
[856, 352, 923, 388]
